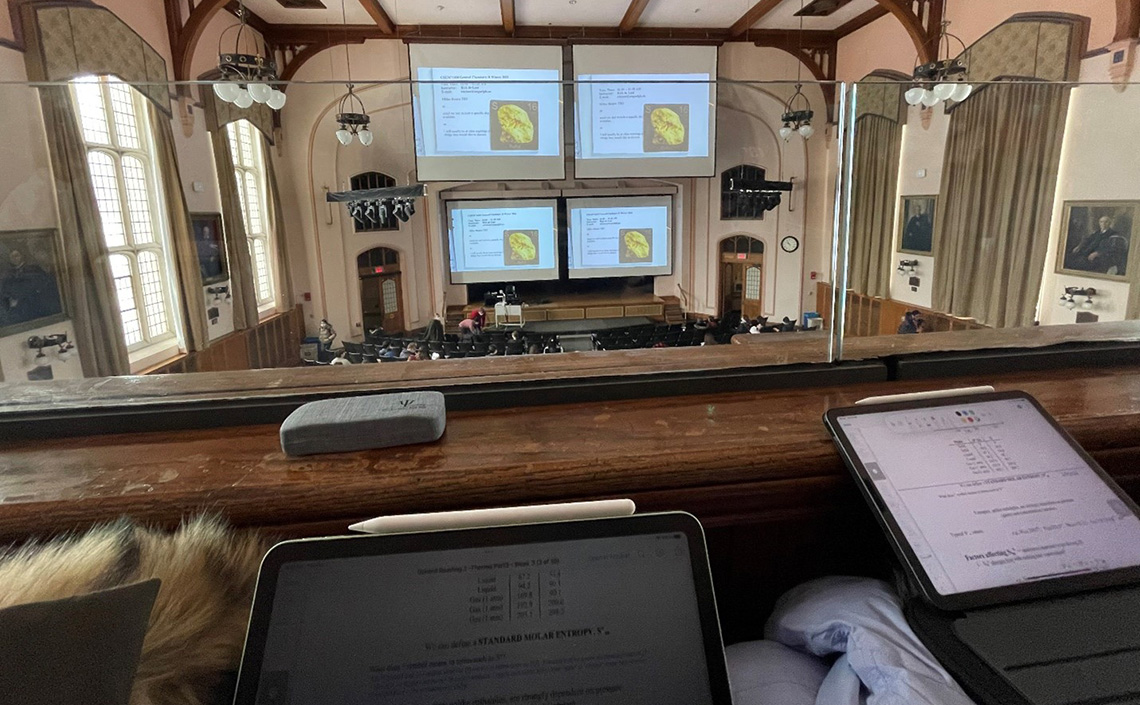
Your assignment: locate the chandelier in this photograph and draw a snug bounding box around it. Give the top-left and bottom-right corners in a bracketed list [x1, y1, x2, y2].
[331, 0, 371, 146]
[780, 0, 813, 141]
[335, 84, 373, 145]
[212, 0, 285, 110]
[780, 85, 815, 141]
[904, 20, 973, 108]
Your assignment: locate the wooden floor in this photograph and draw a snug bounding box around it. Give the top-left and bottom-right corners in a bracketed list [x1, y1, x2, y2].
[3, 365, 1140, 638]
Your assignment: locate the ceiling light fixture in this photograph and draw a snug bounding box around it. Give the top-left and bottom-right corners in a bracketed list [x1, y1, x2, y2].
[335, 84, 372, 145]
[333, 0, 371, 146]
[212, 0, 286, 110]
[780, 0, 814, 141]
[904, 12, 973, 108]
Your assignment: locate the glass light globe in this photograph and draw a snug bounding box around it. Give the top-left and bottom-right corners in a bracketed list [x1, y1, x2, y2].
[950, 82, 973, 102]
[34, 351, 50, 367]
[248, 82, 272, 104]
[357, 128, 374, 146]
[1083, 299, 1094, 309]
[214, 81, 240, 102]
[1066, 299, 1077, 310]
[798, 123, 814, 139]
[904, 86, 926, 106]
[920, 89, 940, 107]
[933, 82, 956, 101]
[779, 125, 793, 141]
[266, 89, 287, 110]
[335, 128, 353, 145]
[233, 88, 254, 109]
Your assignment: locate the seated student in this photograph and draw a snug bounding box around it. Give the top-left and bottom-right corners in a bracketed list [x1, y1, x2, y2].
[399, 343, 419, 360]
[528, 344, 543, 355]
[381, 343, 401, 359]
[897, 310, 926, 335]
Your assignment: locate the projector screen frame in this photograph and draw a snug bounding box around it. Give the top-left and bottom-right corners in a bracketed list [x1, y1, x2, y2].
[408, 43, 567, 183]
[566, 194, 675, 279]
[572, 45, 720, 180]
[444, 198, 562, 285]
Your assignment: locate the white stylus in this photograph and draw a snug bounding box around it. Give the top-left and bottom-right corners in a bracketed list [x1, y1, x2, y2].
[855, 385, 996, 406]
[348, 499, 637, 534]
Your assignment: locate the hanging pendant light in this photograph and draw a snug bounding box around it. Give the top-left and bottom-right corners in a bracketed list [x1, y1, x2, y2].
[908, 6, 972, 110]
[779, 0, 814, 141]
[331, 0, 372, 146]
[212, 0, 286, 111]
[335, 84, 372, 146]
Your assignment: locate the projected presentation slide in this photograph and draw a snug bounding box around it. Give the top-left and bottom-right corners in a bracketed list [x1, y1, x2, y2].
[568, 196, 672, 279]
[410, 44, 565, 181]
[447, 199, 559, 284]
[573, 45, 717, 178]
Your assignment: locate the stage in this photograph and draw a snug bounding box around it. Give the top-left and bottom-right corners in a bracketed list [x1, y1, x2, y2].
[520, 316, 653, 335]
[453, 292, 680, 327]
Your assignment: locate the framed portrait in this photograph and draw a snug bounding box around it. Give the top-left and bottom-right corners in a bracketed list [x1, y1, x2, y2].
[191, 212, 228, 285]
[1056, 201, 1138, 281]
[0, 229, 67, 337]
[898, 196, 936, 255]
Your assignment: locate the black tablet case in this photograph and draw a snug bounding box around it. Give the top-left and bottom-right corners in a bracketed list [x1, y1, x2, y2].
[896, 569, 1140, 705]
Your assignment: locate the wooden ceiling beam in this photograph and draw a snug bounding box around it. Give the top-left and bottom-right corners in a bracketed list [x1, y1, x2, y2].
[264, 23, 839, 46]
[357, 0, 395, 35]
[175, 0, 230, 81]
[834, 5, 889, 39]
[730, 0, 784, 38]
[619, 0, 652, 34]
[224, 1, 272, 36]
[1117, 0, 1140, 41]
[501, 0, 515, 35]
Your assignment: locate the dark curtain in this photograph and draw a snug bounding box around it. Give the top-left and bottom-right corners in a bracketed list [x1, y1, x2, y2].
[933, 83, 1069, 328]
[848, 115, 902, 298]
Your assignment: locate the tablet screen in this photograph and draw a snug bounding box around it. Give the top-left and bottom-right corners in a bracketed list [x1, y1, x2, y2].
[248, 531, 717, 705]
[834, 397, 1140, 597]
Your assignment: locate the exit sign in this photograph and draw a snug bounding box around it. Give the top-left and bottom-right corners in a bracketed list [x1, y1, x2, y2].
[373, 266, 385, 273]
[736, 253, 747, 260]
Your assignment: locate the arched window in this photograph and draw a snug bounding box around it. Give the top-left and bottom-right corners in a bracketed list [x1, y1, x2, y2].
[72, 76, 178, 351]
[357, 247, 400, 270]
[720, 236, 765, 257]
[721, 165, 768, 220]
[228, 119, 275, 307]
[350, 172, 399, 232]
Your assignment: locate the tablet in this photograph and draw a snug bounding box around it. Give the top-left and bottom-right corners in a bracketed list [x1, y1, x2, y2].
[233, 513, 732, 705]
[824, 391, 1140, 611]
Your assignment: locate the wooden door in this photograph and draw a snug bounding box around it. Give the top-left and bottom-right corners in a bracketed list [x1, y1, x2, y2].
[742, 264, 763, 320]
[360, 274, 404, 334]
[720, 261, 743, 315]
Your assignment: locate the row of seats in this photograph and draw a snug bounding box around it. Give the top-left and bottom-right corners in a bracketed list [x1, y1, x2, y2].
[592, 323, 730, 351]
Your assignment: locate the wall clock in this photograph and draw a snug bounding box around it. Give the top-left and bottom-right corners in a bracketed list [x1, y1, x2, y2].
[780, 236, 800, 253]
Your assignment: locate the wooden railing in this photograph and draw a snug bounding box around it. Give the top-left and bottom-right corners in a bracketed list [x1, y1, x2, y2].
[145, 306, 305, 374]
[816, 282, 988, 337]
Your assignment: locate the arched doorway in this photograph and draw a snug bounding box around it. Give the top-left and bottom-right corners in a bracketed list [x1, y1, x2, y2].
[718, 236, 765, 320]
[357, 247, 404, 334]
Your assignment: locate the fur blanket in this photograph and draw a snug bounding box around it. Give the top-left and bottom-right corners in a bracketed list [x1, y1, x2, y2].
[0, 516, 271, 705]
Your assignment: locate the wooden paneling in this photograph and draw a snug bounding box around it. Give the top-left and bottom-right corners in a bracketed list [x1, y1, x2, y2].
[586, 306, 625, 319]
[3, 367, 1140, 630]
[145, 306, 304, 375]
[816, 282, 989, 339]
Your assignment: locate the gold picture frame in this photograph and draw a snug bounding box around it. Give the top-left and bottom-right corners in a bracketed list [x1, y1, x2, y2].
[1055, 201, 1138, 282]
